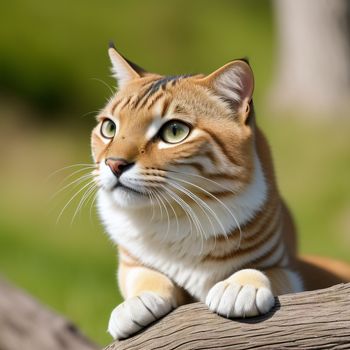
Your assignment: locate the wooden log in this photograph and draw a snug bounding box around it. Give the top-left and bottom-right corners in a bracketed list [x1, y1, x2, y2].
[105, 283, 350, 350]
[2, 277, 349, 349]
[0, 278, 98, 350]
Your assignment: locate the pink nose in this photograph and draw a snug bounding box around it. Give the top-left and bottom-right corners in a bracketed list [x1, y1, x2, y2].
[105, 158, 133, 177]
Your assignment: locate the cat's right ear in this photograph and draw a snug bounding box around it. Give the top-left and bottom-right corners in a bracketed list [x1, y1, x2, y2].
[108, 42, 146, 88]
[199, 60, 254, 123]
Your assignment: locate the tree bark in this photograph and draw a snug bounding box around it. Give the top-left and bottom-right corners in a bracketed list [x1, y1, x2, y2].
[106, 283, 350, 350]
[268, 0, 350, 117]
[0, 278, 98, 350]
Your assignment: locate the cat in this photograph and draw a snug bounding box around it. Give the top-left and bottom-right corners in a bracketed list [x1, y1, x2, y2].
[90, 44, 350, 339]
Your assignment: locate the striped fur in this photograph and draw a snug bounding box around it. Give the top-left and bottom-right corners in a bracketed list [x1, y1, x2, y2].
[91, 47, 349, 339]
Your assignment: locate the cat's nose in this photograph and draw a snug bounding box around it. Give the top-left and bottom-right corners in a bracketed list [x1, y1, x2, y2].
[105, 158, 134, 177]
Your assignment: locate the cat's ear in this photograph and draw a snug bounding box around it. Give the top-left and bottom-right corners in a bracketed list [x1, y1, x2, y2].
[200, 60, 254, 122]
[108, 42, 147, 88]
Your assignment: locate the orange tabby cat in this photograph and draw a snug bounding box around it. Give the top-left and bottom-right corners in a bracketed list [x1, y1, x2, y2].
[91, 45, 350, 339]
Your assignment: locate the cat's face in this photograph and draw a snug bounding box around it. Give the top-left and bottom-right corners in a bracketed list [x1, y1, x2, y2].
[91, 47, 255, 209]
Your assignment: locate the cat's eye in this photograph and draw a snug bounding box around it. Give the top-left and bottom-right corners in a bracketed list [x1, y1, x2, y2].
[160, 121, 190, 144]
[101, 119, 117, 139]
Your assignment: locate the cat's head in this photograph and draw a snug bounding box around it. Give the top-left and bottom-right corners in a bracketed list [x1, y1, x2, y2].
[91, 45, 255, 209]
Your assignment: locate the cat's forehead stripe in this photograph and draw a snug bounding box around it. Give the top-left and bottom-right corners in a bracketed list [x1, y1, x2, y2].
[110, 96, 129, 116]
[148, 75, 185, 95]
[134, 75, 192, 111]
[145, 91, 164, 111]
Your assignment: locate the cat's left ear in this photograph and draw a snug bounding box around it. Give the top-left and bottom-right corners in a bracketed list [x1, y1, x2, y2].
[200, 60, 254, 123]
[108, 43, 147, 89]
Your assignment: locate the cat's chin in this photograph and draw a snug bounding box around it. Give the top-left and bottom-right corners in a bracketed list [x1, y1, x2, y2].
[107, 185, 151, 209]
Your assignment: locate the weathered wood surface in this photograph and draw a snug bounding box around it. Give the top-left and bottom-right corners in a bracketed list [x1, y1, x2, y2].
[1, 277, 350, 350]
[0, 278, 98, 350]
[105, 283, 350, 350]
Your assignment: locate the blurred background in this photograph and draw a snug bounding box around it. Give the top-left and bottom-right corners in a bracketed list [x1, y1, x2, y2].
[0, 0, 349, 346]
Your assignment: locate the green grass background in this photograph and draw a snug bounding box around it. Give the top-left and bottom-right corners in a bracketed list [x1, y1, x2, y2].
[0, 0, 349, 346]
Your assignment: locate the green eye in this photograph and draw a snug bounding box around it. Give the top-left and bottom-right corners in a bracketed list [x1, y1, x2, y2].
[160, 121, 190, 144]
[101, 119, 117, 139]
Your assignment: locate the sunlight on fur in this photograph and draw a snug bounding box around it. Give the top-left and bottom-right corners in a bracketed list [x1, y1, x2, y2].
[83, 45, 350, 340]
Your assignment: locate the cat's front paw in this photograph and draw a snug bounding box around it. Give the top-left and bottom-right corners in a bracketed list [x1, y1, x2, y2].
[205, 269, 275, 318]
[108, 291, 174, 339]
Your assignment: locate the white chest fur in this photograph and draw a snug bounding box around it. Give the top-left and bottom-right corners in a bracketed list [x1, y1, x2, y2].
[97, 156, 267, 301]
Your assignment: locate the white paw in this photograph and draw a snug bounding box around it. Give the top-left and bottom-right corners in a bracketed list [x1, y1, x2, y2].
[206, 272, 275, 318]
[108, 292, 174, 339]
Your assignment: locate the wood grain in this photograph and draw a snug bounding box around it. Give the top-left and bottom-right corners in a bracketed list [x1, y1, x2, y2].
[105, 283, 350, 350]
[1, 277, 349, 350]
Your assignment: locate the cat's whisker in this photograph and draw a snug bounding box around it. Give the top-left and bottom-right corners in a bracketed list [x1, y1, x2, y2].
[80, 183, 98, 217]
[160, 168, 237, 195]
[89, 190, 99, 224]
[167, 174, 242, 249]
[156, 189, 180, 238]
[50, 173, 95, 201]
[46, 163, 96, 182]
[82, 110, 103, 118]
[167, 178, 228, 238]
[167, 182, 213, 241]
[90, 77, 117, 95]
[167, 181, 221, 250]
[152, 190, 171, 243]
[149, 188, 164, 223]
[57, 167, 96, 187]
[147, 190, 157, 223]
[154, 189, 164, 222]
[162, 185, 205, 254]
[71, 182, 97, 225]
[81, 184, 99, 223]
[56, 179, 96, 225]
[160, 185, 194, 240]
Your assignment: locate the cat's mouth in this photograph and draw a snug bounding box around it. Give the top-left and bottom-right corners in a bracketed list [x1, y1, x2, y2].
[112, 182, 146, 196]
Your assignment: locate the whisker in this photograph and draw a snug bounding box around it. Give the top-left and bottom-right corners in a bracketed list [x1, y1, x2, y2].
[81, 110, 103, 118]
[89, 190, 99, 224]
[71, 182, 97, 225]
[160, 186, 193, 237]
[154, 189, 164, 222]
[168, 182, 212, 241]
[148, 190, 157, 222]
[161, 185, 205, 253]
[168, 174, 242, 249]
[58, 167, 96, 186]
[46, 163, 96, 182]
[148, 187, 163, 222]
[51, 173, 95, 200]
[156, 189, 180, 238]
[167, 181, 221, 250]
[90, 77, 116, 95]
[164, 169, 237, 195]
[56, 179, 96, 224]
[153, 190, 171, 243]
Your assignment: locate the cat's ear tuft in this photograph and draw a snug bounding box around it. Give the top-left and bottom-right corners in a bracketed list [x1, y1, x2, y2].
[200, 60, 254, 120]
[108, 44, 146, 89]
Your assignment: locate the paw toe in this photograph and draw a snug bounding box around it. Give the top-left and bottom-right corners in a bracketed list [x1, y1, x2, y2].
[108, 303, 141, 339]
[256, 287, 275, 314]
[206, 281, 227, 311]
[206, 280, 275, 320]
[234, 285, 258, 317]
[108, 292, 174, 340]
[216, 283, 241, 318]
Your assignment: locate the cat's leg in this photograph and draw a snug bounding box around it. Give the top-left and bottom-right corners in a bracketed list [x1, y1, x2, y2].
[205, 267, 302, 318]
[108, 257, 187, 339]
[263, 267, 303, 295]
